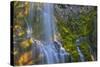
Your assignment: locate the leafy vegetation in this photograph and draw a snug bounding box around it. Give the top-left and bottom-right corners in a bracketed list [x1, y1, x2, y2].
[56, 5, 97, 62]
[13, 1, 33, 65]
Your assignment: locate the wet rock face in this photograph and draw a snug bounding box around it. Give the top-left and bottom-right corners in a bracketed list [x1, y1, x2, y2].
[54, 41, 61, 52]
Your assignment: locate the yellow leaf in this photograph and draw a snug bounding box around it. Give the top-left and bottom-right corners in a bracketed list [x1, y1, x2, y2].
[28, 38, 33, 45]
[20, 38, 32, 48]
[18, 51, 32, 65]
[18, 31, 24, 36]
[20, 40, 29, 48]
[14, 25, 21, 29]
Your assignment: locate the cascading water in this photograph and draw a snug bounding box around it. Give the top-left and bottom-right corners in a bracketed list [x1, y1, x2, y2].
[25, 3, 69, 64]
[24, 2, 33, 39]
[40, 3, 68, 64]
[42, 3, 59, 64]
[76, 37, 85, 61]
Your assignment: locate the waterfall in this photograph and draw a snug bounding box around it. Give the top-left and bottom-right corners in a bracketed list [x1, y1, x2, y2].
[24, 2, 34, 39]
[76, 37, 85, 61]
[27, 3, 68, 64]
[41, 3, 68, 63]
